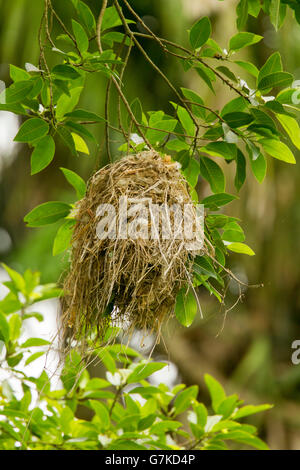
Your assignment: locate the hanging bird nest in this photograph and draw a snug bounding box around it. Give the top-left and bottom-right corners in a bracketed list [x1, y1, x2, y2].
[61, 150, 206, 350]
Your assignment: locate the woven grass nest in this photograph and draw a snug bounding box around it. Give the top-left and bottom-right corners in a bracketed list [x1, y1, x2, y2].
[62, 150, 205, 348]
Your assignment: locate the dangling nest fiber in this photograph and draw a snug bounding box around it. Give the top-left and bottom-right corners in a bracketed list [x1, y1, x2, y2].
[61, 150, 205, 348]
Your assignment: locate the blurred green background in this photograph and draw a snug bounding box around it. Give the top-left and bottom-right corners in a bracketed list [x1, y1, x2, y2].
[0, 0, 300, 449]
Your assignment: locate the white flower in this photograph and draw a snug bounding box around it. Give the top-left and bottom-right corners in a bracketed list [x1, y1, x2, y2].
[106, 371, 122, 386]
[205, 415, 222, 433]
[98, 434, 112, 447]
[187, 411, 197, 425]
[222, 123, 239, 144]
[106, 369, 131, 386]
[261, 95, 275, 103]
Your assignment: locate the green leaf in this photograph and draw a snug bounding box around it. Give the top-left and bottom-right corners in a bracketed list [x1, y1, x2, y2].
[189, 16, 211, 49]
[193, 256, 219, 280]
[183, 158, 200, 188]
[66, 121, 97, 143]
[195, 63, 216, 93]
[52, 64, 81, 81]
[227, 242, 255, 256]
[14, 118, 49, 143]
[248, 0, 261, 17]
[10, 65, 30, 82]
[166, 139, 189, 152]
[181, 87, 206, 119]
[222, 112, 253, 128]
[234, 149, 246, 191]
[204, 374, 226, 413]
[233, 404, 273, 419]
[200, 141, 237, 160]
[249, 150, 267, 183]
[56, 86, 84, 120]
[195, 403, 207, 428]
[236, 0, 248, 30]
[221, 430, 269, 450]
[101, 6, 132, 30]
[201, 193, 237, 209]
[28, 77, 43, 100]
[269, 0, 286, 31]
[53, 219, 76, 256]
[129, 97, 143, 125]
[24, 201, 71, 227]
[174, 386, 198, 415]
[25, 351, 46, 366]
[60, 167, 86, 198]
[21, 337, 51, 348]
[229, 32, 263, 52]
[199, 157, 225, 193]
[216, 65, 238, 83]
[77, 1, 96, 33]
[217, 395, 239, 419]
[7, 353, 23, 368]
[234, 60, 259, 77]
[127, 362, 166, 384]
[31, 135, 55, 175]
[2, 264, 25, 293]
[64, 108, 105, 122]
[175, 288, 198, 327]
[6, 80, 33, 103]
[258, 52, 282, 83]
[58, 127, 77, 156]
[32, 284, 62, 302]
[9, 314, 22, 342]
[176, 105, 195, 137]
[89, 400, 110, 430]
[71, 132, 89, 154]
[98, 348, 116, 373]
[276, 114, 300, 150]
[258, 71, 293, 91]
[221, 96, 247, 117]
[146, 119, 177, 144]
[72, 19, 89, 54]
[85, 378, 110, 390]
[0, 292, 22, 315]
[222, 226, 245, 242]
[0, 102, 27, 116]
[23, 312, 44, 322]
[260, 138, 296, 164]
[0, 312, 10, 343]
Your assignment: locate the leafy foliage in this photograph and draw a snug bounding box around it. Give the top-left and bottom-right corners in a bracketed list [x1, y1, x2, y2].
[0, 0, 299, 450]
[2, 0, 298, 328]
[0, 267, 272, 450]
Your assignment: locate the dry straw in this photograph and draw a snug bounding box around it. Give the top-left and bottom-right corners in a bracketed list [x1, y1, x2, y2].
[61, 150, 206, 351]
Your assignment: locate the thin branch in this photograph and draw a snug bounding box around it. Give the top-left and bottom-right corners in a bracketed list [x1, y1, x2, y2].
[48, 0, 82, 57]
[38, 1, 55, 124]
[96, 2, 153, 149]
[114, 0, 200, 140]
[96, 0, 108, 54]
[133, 32, 250, 102]
[104, 34, 130, 161]
[122, 0, 167, 52]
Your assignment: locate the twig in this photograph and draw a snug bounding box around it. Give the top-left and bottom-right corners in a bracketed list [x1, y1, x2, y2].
[114, 0, 200, 142]
[122, 0, 167, 52]
[96, 2, 153, 149]
[133, 32, 250, 103]
[96, 0, 108, 54]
